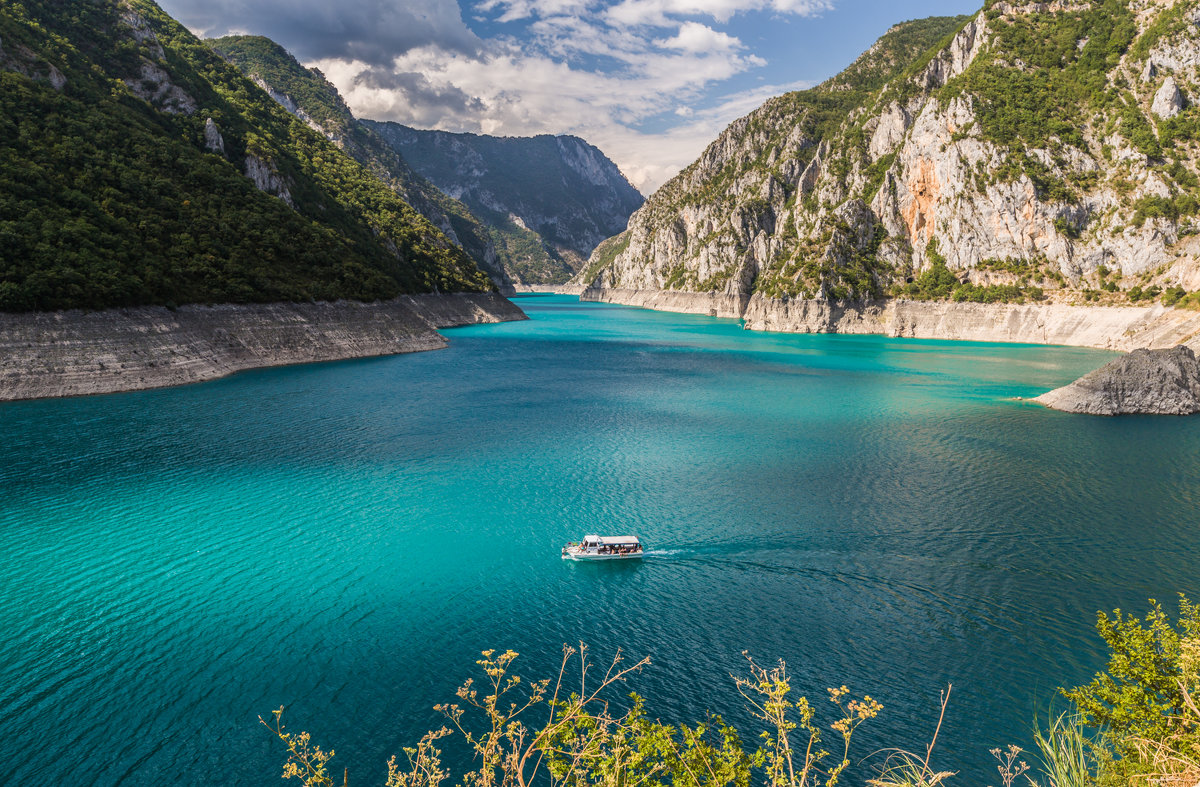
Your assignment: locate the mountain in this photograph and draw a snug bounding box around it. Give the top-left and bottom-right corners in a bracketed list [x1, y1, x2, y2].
[208, 35, 515, 293]
[365, 121, 646, 284]
[580, 0, 1200, 321]
[0, 0, 492, 313]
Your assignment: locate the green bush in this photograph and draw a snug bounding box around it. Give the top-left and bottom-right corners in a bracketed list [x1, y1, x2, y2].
[1063, 597, 1200, 779]
[1162, 286, 1187, 306]
[1131, 194, 1200, 228]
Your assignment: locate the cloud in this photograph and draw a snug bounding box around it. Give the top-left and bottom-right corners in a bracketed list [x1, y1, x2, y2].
[322, 41, 810, 192]
[603, 0, 831, 27]
[157, 0, 480, 65]
[162, 0, 831, 193]
[653, 22, 741, 53]
[353, 70, 487, 122]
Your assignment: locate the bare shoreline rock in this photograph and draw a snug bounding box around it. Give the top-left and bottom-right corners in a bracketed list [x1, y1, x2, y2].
[1035, 345, 1200, 415]
[581, 288, 1200, 351]
[0, 293, 526, 402]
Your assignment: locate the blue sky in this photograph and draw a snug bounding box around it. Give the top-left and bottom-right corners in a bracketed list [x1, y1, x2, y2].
[161, 0, 980, 192]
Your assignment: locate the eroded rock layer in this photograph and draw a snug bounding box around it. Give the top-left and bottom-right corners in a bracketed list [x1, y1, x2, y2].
[583, 288, 1200, 350]
[0, 294, 525, 401]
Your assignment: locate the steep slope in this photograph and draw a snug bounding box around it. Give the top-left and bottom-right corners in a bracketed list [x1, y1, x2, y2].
[365, 121, 645, 284]
[209, 35, 514, 293]
[576, 15, 971, 302]
[580, 1, 1200, 339]
[0, 0, 491, 312]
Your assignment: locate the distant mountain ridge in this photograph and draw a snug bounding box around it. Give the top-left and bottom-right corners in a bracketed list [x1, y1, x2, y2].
[580, 0, 1200, 322]
[365, 121, 645, 284]
[209, 35, 516, 293]
[0, 0, 492, 312]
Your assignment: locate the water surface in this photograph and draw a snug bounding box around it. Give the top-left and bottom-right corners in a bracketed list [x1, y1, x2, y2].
[2, 295, 1198, 785]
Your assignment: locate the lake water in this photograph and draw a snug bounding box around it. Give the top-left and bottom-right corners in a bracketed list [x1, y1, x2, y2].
[2, 294, 1199, 786]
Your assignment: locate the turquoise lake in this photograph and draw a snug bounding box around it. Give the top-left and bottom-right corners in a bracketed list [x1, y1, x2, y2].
[3, 294, 1200, 786]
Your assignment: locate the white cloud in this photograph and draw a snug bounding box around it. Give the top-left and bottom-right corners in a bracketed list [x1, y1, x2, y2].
[653, 22, 741, 53]
[475, 0, 592, 22]
[164, 0, 831, 194]
[603, 0, 830, 27]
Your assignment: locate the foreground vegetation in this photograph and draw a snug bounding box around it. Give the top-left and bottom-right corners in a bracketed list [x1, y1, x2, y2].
[265, 597, 1199, 787]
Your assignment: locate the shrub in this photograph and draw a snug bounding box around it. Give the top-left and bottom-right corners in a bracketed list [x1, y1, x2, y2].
[264, 647, 882, 787]
[1162, 286, 1187, 306]
[1064, 597, 1200, 762]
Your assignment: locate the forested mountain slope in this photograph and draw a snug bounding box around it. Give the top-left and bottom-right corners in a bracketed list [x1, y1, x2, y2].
[0, 0, 491, 312]
[366, 121, 645, 284]
[582, 1, 1200, 315]
[209, 35, 515, 293]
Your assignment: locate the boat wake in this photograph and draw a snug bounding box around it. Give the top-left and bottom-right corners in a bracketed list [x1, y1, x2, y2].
[643, 549, 685, 557]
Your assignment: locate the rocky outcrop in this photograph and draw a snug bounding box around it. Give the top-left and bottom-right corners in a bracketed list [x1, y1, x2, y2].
[203, 117, 225, 155]
[1035, 345, 1200, 414]
[120, 9, 196, 114]
[243, 153, 294, 206]
[1152, 76, 1186, 119]
[0, 294, 526, 401]
[124, 59, 197, 115]
[0, 34, 66, 89]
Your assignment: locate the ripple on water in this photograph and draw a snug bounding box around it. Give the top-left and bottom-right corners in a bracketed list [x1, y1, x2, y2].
[1, 297, 1198, 786]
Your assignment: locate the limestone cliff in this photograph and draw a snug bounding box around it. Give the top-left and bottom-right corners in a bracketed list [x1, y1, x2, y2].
[581, 0, 1200, 332]
[0, 294, 526, 401]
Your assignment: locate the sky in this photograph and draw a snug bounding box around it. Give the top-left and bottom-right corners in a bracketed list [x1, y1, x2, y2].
[160, 0, 981, 193]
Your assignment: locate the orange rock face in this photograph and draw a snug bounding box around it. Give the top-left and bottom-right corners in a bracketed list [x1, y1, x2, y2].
[903, 159, 939, 247]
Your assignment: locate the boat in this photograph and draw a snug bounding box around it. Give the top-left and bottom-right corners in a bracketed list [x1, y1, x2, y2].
[562, 534, 644, 560]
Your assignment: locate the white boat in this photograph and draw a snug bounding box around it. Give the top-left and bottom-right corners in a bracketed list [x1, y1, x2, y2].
[562, 534, 644, 560]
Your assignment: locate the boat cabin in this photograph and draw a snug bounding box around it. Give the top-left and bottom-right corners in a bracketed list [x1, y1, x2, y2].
[562, 534, 644, 559]
[581, 535, 641, 553]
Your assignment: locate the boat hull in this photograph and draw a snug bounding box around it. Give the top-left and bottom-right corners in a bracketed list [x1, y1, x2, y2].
[562, 551, 643, 561]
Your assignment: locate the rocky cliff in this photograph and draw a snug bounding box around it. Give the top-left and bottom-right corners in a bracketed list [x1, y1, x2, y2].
[366, 122, 645, 284]
[580, 0, 1200, 336]
[0, 294, 526, 401]
[210, 35, 515, 294]
[1036, 344, 1200, 413]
